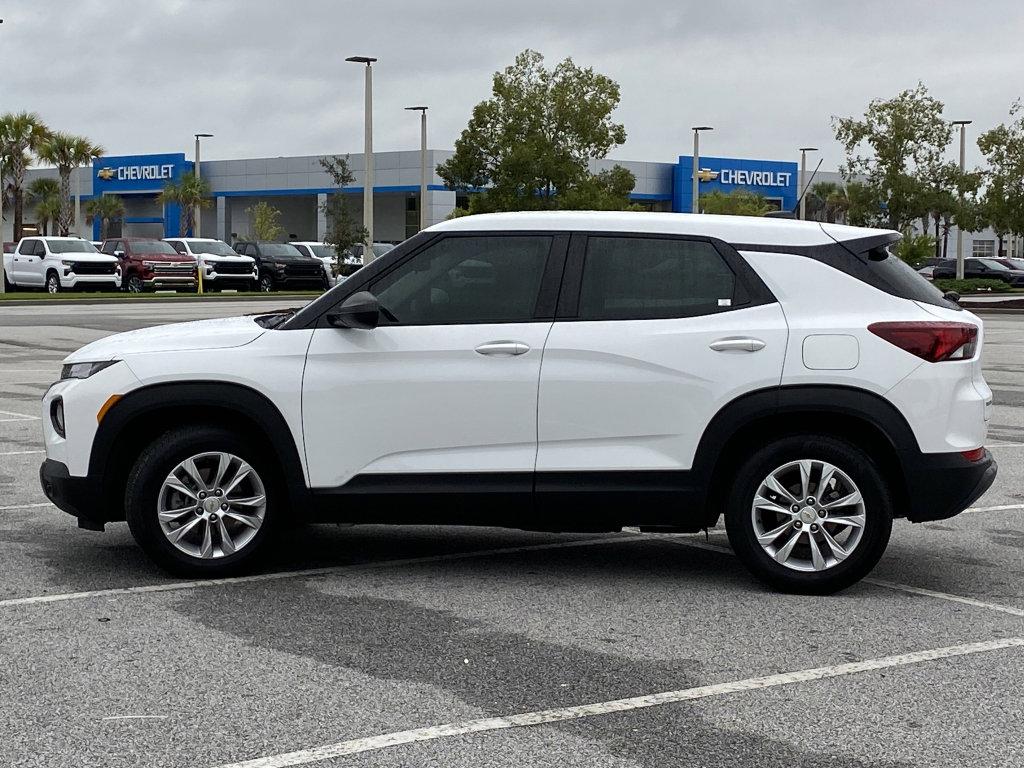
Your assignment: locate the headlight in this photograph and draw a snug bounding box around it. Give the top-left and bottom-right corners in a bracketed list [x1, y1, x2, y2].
[61, 259, 75, 268]
[143, 260, 156, 268]
[61, 360, 119, 380]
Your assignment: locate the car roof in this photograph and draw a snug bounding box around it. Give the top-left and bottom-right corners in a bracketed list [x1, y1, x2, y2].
[428, 211, 894, 247]
[39, 236, 87, 241]
[165, 237, 224, 242]
[290, 241, 328, 246]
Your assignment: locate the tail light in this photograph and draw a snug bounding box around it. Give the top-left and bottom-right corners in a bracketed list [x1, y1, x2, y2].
[961, 448, 986, 462]
[868, 321, 978, 362]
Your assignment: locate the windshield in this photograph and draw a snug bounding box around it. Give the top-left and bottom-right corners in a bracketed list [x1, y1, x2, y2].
[259, 243, 303, 257]
[189, 241, 237, 256]
[1007, 259, 1024, 271]
[977, 258, 1010, 272]
[373, 244, 394, 257]
[310, 245, 337, 259]
[46, 240, 100, 254]
[133, 240, 179, 255]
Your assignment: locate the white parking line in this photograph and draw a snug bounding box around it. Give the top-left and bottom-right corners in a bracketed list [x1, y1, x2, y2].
[210, 637, 1024, 768]
[0, 502, 53, 511]
[0, 534, 649, 608]
[987, 442, 1024, 448]
[964, 502, 1024, 514]
[0, 409, 40, 420]
[0, 450, 45, 456]
[662, 538, 1024, 617]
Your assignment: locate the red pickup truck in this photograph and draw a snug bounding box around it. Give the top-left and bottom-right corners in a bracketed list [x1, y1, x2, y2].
[101, 238, 197, 293]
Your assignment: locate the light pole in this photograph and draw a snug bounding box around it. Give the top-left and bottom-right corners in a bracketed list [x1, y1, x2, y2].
[798, 147, 818, 220]
[405, 106, 428, 232]
[1, 18, 6, 294]
[347, 56, 376, 263]
[952, 120, 971, 280]
[193, 133, 213, 237]
[691, 126, 713, 213]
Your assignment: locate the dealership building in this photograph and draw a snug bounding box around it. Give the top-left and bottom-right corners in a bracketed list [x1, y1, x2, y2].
[12, 149, 1014, 258]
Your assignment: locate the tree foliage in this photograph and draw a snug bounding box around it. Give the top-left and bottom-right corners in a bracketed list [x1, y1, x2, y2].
[158, 171, 212, 236]
[38, 131, 103, 235]
[833, 83, 954, 231]
[0, 111, 50, 238]
[85, 194, 125, 240]
[699, 189, 772, 217]
[28, 178, 61, 236]
[437, 49, 634, 213]
[245, 201, 285, 241]
[318, 155, 367, 257]
[978, 100, 1024, 255]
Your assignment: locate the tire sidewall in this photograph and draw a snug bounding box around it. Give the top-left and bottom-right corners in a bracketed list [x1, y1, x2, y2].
[126, 426, 281, 576]
[725, 436, 893, 594]
[47, 272, 60, 293]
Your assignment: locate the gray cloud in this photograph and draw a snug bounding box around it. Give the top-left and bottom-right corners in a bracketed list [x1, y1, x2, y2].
[8, 0, 1023, 172]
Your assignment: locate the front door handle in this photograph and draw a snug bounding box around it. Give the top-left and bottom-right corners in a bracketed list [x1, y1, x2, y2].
[475, 341, 530, 356]
[709, 337, 766, 353]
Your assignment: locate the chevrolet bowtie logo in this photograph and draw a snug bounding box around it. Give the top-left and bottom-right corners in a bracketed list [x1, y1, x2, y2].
[696, 168, 719, 183]
[96, 167, 115, 180]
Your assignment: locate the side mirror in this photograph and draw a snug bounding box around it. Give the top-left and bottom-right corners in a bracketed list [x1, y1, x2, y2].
[326, 291, 380, 329]
[114, 250, 124, 258]
[943, 290, 961, 304]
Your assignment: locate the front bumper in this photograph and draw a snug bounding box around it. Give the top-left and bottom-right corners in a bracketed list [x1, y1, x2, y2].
[61, 273, 121, 290]
[902, 449, 997, 522]
[144, 275, 197, 289]
[39, 459, 106, 531]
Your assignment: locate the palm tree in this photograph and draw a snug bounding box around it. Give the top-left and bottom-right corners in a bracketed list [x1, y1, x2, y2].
[27, 177, 61, 236]
[157, 171, 212, 236]
[85, 194, 126, 240]
[37, 131, 104, 236]
[0, 111, 50, 238]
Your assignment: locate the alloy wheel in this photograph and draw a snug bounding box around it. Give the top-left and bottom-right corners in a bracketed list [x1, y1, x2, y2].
[750, 459, 866, 573]
[157, 451, 267, 559]
[47, 275, 59, 294]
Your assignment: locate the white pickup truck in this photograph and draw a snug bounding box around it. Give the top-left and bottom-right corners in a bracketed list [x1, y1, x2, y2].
[3, 236, 121, 293]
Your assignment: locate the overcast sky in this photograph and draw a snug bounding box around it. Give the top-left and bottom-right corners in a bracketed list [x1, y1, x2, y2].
[9, 0, 1024, 173]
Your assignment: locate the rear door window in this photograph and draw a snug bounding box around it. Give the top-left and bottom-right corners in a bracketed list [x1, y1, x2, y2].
[576, 236, 743, 320]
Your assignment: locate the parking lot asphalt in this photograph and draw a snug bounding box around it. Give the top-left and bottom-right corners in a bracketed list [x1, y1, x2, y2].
[1, 301, 1022, 768]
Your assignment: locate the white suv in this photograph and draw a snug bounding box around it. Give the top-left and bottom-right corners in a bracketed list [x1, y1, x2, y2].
[164, 238, 258, 291]
[4, 237, 121, 293]
[39, 212, 995, 593]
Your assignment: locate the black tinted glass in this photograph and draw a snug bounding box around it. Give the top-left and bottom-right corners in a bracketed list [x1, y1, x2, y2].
[578, 237, 739, 320]
[371, 236, 551, 325]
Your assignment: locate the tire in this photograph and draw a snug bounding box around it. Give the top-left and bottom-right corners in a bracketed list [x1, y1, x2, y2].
[259, 272, 274, 292]
[125, 274, 144, 293]
[46, 271, 61, 294]
[3, 269, 16, 292]
[724, 435, 893, 595]
[125, 425, 281, 576]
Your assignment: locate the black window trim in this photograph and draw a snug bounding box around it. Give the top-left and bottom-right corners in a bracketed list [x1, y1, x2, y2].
[300, 230, 570, 330]
[555, 231, 777, 322]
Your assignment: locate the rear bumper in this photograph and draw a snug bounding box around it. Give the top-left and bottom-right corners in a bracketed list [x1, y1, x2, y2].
[901, 449, 997, 522]
[39, 459, 106, 531]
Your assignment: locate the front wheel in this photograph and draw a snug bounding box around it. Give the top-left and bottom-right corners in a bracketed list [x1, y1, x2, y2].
[724, 436, 893, 594]
[125, 274, 144, 293]
[46, 271, 61, 294]
[125, 425, 280, 576]
[259, 273, 274, 292]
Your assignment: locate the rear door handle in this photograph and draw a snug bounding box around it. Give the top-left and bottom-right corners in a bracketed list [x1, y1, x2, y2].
[709, 337, 766, 353]
[475, 341, 530, 356]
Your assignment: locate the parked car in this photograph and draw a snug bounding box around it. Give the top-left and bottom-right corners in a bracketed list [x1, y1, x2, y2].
[165, 238, 258, 291]
[915, 257, 946, 280]
[40, 212, 995, 594]
[290, 241, 340, 285]
[3, 237, 121, 293]
[932, 257, 1024, 287]
[100, 238, 197, 293]
[232, 241, 328, 292]
[345, 242, 395, 263]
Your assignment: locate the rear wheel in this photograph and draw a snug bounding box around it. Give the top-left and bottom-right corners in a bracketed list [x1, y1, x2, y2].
[725, 436, 892, 594]
[4, 268, 17, 292]
[126, 425, 280, 576]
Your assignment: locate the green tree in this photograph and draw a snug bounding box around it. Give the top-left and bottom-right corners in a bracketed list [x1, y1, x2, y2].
[978, 100, 1024, 257]
[85, 194, 125, 240]
[37, 131, 104, 236]
[833, 83, 953, 231]
[438, 49, 632, 212]
[27, 177, 61, 236]
[318, 155, 366, 259]
[891, 233, 937, 268]
[806, 181, 850, 224]
[158, 171, 212, 236]
[245, 201, 284, 241]
[0, 111, 50, 238]
[699, 189, 772, 217]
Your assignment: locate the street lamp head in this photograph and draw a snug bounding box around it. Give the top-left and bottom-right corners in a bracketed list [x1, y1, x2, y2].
[195, 133, 214, 139]
[346, 55, 377, 64]
[692, 126, 713, 132]
[951, 119, 972, 126]
[405, 106, 428, 112]
[799, 147, 818, 152]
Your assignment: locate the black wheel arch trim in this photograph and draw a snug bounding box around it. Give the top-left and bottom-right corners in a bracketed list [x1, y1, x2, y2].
[91, 381, 309, 518]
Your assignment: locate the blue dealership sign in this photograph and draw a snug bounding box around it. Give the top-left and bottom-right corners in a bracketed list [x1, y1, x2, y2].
[92, 153, 192, 194]
[673, 156, 798, 214]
